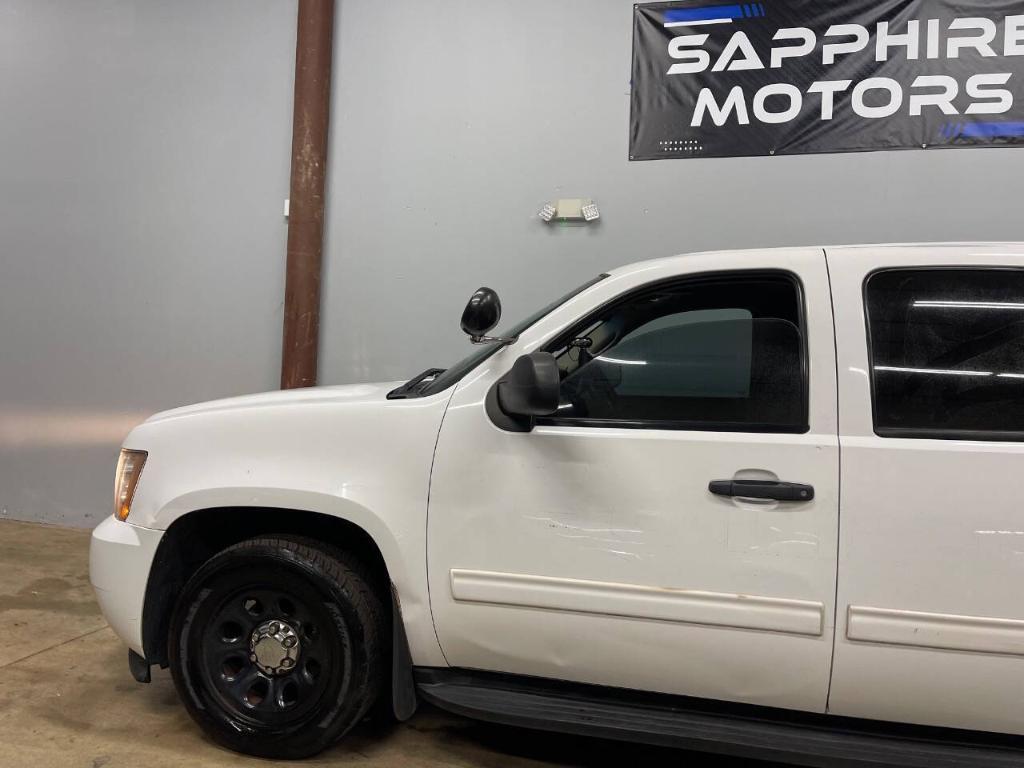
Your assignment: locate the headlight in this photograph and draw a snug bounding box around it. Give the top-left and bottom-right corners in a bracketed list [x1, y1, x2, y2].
[114, 449, 147, 521]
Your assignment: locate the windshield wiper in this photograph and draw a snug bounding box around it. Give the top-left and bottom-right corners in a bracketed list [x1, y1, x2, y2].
[386, 368, 446, 400]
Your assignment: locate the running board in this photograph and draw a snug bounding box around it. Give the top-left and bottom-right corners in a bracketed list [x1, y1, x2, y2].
[414, 668, 1024, 767]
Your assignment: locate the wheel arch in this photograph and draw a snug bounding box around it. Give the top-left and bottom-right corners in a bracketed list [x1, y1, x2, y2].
[142, 505, 417, 720]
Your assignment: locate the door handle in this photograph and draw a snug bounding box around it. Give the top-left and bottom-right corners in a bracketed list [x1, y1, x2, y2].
[708, 479, 814, 502]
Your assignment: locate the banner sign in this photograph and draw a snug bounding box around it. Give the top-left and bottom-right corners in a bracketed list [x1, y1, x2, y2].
[630, 1, 1024, 159]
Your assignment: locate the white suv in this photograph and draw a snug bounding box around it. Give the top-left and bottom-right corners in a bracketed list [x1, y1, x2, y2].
[91, 244, 1024, 765]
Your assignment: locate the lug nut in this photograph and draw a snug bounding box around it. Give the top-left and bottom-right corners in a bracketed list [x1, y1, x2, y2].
[281, 658, 294, 668]
[283, 636, 296, 648]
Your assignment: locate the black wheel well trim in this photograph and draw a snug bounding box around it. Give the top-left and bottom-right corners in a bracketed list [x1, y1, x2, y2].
[141, 506, 416, 718]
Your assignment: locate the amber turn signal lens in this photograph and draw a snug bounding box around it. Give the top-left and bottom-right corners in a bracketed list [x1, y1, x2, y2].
[114, 449, 147, 522]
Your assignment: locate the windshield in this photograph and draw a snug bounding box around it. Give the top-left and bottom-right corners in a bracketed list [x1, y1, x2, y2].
[419, 273, 608, 397]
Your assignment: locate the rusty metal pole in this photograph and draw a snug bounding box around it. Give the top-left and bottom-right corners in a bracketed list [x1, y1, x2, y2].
[281, 0, 334, 389]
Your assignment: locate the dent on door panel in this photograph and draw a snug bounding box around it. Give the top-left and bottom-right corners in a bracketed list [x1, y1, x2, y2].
[429, 248, 839, 713]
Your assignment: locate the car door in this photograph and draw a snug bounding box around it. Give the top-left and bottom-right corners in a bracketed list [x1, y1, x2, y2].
[427, 248, 839, 712]
[827, 244, 1024, 735]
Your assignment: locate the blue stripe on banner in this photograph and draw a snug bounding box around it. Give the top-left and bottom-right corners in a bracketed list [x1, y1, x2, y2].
[664, 4, 746, 22]
[961, 122, 1024, 138]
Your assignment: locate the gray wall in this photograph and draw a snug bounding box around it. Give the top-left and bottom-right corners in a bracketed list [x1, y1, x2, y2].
[0, 0, 296, 526]
[321, 0, 1024, 385]
[3, 0, 1022, 527]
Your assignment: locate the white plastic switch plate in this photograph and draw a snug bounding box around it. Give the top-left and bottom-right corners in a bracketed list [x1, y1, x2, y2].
[556, 199, 583, 220]
[284, 199, 290, 217]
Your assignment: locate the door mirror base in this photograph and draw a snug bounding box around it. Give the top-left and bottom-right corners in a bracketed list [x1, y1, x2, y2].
[486, 351, 561, 432]
[486, 384, 533, 432]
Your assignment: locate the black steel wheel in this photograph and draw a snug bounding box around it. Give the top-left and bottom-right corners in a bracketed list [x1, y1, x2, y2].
[169, 536, 384, 759]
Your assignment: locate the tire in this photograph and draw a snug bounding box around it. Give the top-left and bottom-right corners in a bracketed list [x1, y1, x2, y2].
[168, 535, 384, 759]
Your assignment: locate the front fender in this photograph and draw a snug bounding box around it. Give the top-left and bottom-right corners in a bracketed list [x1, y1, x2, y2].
[121, 385, 454, 668]
[153, 488, 407, 591]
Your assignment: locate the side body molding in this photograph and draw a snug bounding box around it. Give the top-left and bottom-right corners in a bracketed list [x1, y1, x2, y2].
[452, 570, 825, 637]
[848, 606, 1024, 657]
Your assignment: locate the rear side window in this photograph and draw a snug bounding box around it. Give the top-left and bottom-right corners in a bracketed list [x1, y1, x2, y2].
[866, 269, 1024, 440]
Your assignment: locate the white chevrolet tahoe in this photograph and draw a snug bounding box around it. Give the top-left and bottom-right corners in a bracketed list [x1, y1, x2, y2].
[91, 244, 1024, 765]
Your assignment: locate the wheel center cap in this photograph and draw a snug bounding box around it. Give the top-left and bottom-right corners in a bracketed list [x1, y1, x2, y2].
[249, 619, 300, 675]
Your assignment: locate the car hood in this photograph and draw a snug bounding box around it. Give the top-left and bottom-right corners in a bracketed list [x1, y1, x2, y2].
[144, 381, 405, 424]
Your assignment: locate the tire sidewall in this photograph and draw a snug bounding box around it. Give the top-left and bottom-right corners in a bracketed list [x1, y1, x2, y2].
[169, 539, 378, 759]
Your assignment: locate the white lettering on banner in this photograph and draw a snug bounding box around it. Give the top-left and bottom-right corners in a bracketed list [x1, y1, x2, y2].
[689, 75, 1014, 127]
[771, 28, 815, 68]
[691, 86, 750, 127]
[667, 35, 710, 75]
[667, 13, 1023, 128]
[753, 83, 802, 123]
[876, 21, 921, 61]
[823, 24, 870, 65]
[807, 79, 852, 120]
[909, 75, 959, 116]
[1006, 16, 1024, 55]
[947, 18, 997, 58]
[711, 31, 765, 71]
[926, 19, 941, 59]
[965, 73, 1014, 114]
[852, 78, 903, 119]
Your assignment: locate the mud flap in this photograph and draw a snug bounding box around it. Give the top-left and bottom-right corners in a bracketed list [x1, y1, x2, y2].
[390, 587, 417, 721]
[128, 649, 151, 683]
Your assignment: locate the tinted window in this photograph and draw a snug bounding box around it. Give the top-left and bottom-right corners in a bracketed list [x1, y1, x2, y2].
[543, 274, 806, 432]
[867, 269, 1024, 439]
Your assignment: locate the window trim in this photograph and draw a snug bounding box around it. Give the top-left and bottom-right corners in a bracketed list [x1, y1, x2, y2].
[863, 265, 1024, 443]
[534, 269, 810, 434]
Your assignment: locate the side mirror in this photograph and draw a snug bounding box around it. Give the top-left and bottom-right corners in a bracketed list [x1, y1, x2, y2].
[486, 352, 560, 431]
[461, 287, 501, 340]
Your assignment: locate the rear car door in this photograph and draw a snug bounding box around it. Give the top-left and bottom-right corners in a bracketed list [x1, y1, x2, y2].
[827, 244, 1024, 734]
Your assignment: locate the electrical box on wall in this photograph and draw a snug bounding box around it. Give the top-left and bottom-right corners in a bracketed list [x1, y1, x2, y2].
[538, 198, 600, 223]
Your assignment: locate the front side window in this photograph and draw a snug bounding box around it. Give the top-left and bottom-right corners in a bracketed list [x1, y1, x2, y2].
[541, 273, 807, 432]
[866, 269, 1024, 440]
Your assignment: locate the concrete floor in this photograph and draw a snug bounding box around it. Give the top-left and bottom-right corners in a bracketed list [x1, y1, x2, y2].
[0, 519, 780, 768]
